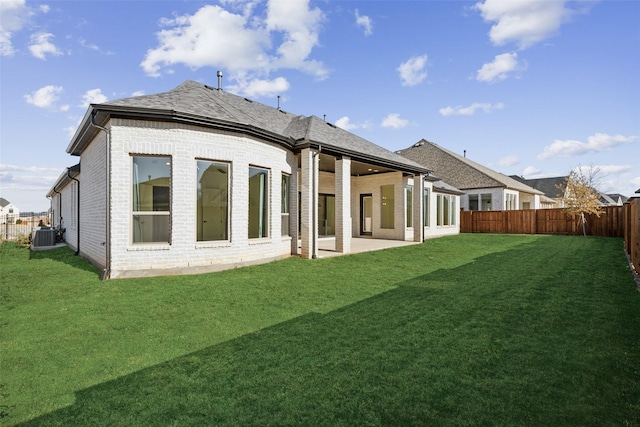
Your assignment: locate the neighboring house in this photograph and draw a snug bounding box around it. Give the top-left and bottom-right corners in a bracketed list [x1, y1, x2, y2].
[0, 198, 19, 223]
[510, 175, 566, 208]
[48, 80, 460, 279]
[47, 164, 80, 249]
[602, 193, 628, 206]
[512, 175, 630, 207]
[397, 139, 545, 211]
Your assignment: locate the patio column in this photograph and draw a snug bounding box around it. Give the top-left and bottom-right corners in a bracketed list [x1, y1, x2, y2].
[413, 174, 424, 242]
[335, 156, 351, 253]
[300, 148, 318, 259]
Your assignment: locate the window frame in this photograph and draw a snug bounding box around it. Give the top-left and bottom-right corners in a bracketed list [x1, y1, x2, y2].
[196, 159, 230, 242]
[248, 166, 270, 239]
[131, 155, 172, 244]
[405, 185, 413, 228]
[281, 173, 290, 236]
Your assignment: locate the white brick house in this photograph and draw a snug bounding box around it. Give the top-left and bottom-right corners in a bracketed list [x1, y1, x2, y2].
[48, 80, 460, 279]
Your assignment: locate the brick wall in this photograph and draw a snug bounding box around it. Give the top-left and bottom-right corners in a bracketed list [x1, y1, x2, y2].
[106, 119, 296, 278]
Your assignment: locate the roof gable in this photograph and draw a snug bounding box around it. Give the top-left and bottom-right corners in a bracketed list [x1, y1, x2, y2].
[397, 140, 543, 194]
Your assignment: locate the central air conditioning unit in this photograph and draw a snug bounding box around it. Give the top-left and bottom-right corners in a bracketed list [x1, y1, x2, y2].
[32, 228, 56, 247]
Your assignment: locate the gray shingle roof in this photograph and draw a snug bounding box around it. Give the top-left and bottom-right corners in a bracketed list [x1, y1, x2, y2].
[397, 139, 543, 195]
[510, 175, 567, 199]
[90, 80, 429, 174]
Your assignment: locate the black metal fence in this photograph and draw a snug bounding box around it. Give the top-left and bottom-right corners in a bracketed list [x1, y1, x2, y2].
[1, 212, 50, 241]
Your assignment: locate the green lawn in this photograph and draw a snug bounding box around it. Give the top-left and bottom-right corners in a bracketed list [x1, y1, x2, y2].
[1, 234, 639, 426]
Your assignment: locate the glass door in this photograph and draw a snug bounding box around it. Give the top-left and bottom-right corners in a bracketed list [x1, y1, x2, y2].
[361, 194, 372, 235]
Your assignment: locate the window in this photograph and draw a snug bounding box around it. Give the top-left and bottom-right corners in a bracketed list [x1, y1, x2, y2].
[381, 185, 394, 229]
[506, 193, 517, 210]
[469, 194, 478, 211]
[197, 160, 229, 241]
[436, 194, 456, 226]
[132, 156, 171, 243]
[405, 186, 413, 227]
[481, 194, 492, 211]
[281, 174, 290, 236]
[249, 167, 269, 238]
[469, 193, 491, 211]
[423, 188, 430, 227]
[443, 195, 451, 226]
[449, 196, 456, 225]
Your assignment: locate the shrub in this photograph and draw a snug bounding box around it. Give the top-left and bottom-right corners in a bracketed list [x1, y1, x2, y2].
[15, 233, 31, 248]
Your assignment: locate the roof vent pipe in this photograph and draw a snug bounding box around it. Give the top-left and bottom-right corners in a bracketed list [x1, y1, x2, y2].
[217, 70, 223, 91]
[277, 95, 280, 110]
[464, 150, 466, 158]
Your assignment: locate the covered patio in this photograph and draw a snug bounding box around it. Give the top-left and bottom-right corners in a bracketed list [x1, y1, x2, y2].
[299, 237, 421, 259]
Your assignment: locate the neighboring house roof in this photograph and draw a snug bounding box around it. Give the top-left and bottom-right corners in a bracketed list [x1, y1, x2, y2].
[0, 198, 9, 208]
[510, 176, 566, 199]
[396, 139, 543, 195]
[607, 193, 629, 204]
[512, 175, 630, 206]
[68, 80, 431, 176]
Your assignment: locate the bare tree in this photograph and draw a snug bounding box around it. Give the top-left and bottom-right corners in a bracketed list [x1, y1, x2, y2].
[558, 165, 605, 236]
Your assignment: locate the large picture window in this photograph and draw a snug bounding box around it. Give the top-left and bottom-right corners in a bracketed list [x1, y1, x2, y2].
[381, 184, 394, 229]
[197, 160, 229, 241]
[249, 167, 269, 238]
[132, 156, 171, 243]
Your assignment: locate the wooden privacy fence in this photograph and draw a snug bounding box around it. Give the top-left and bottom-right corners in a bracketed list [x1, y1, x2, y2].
[460, 200, 640, 273]
[623, 198, 640, 274]
[460, 206, 624, 236]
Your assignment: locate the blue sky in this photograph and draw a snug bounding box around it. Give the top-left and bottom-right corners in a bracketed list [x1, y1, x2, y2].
[1, 0, 638, 212]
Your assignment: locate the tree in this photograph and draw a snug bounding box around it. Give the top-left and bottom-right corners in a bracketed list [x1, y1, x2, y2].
[558, 165, 605, 236]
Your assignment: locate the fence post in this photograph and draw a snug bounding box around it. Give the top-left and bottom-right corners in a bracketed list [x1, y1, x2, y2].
[631, 197, 640, 273]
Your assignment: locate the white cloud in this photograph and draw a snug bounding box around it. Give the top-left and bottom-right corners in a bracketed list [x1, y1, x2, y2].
[496, 155, 519, 167]
[397, 54, 428, 86]
[537, 133, 638, 160]
[335, 116, 356, 131]
[439, 102, 504, 116]
[0, 164, 61, 174]
[0, 0, 32, 56]
[473, 0, 573, 49]
[131, 90, 145, 97]
[229, 76, 290, 98]
[141, 1, 327, 94]
[29, 32, 62, 60]
[80, 88, 108, 107]
[381, 113, 409, 129]
[477, 52, 519, 83]
[24, 85, 63, 108]
[522, 166, 543, 178]
[335, 116, 371, 131]
[0, 164, 59, 193]
[265, 0, 326, 77]
[355, 9, 373, 36]
[39, 4, 50, 13]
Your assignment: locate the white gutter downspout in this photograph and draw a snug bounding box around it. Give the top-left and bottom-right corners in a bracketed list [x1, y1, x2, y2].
[90, 111, 111, 280]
